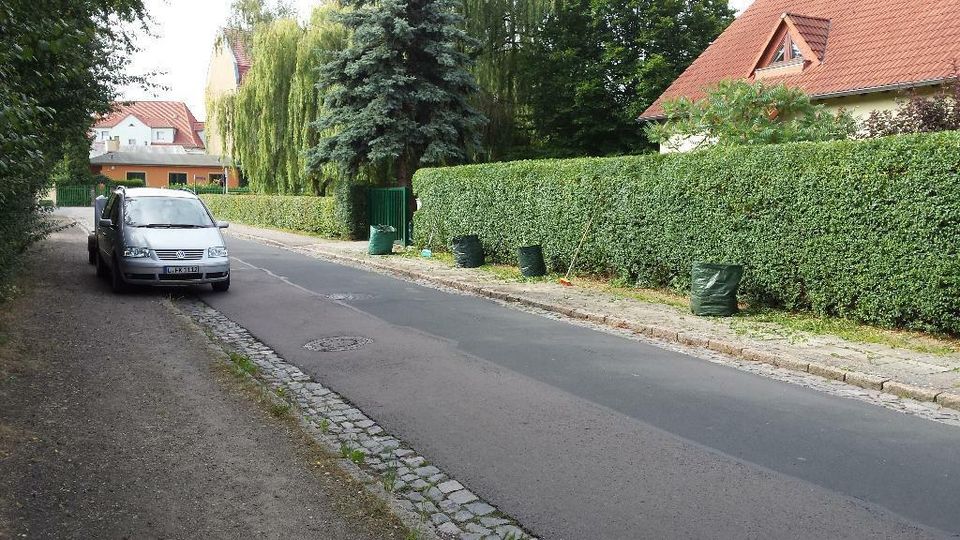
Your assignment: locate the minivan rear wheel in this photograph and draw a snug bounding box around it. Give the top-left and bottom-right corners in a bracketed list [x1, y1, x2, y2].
[95, 252, 107, 278]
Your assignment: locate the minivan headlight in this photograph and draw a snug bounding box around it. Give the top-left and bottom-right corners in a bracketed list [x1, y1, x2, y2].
[122, 247, 151, 258]
[208, 246, 229, 258]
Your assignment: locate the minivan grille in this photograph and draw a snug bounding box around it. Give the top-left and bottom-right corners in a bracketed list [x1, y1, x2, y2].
[155, 249, 204, 261]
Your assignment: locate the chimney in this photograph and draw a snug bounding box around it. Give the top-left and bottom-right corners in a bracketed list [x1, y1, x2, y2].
[106, 137, 120, 152]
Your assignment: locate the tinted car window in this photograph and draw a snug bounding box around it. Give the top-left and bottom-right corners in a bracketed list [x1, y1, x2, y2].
[123, 197, 214, 227]
[102, 194, 116, 220]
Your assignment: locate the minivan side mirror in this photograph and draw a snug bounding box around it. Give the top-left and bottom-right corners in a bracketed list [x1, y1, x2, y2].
[99, 218, 113, 228]
[217, 221, 229, 229]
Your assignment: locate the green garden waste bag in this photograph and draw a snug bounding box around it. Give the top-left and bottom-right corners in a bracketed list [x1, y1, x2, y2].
[517, 245, 546, 277]
[451, 234, 484, 268]
[691, 262, 743, 317]
[368, 225, 396, 255]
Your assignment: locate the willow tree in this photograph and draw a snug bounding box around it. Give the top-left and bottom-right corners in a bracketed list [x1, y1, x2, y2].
[286, 6, 349, 195]
[212, 7, 349, 194]
[459, 0, 551, 159]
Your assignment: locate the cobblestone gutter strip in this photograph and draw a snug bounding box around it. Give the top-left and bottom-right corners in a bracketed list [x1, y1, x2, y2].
[174, 298, 536, 540]
[227, 230, 960, 414]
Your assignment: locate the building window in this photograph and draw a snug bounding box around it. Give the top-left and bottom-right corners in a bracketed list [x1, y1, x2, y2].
[126, 171, 146, 183]
[769, 34, 803, 66]
[128, 139, 136, 145]
[100, 130, 110, 140]
[209, 173, 225, 186]
[168, 172, 188, 186]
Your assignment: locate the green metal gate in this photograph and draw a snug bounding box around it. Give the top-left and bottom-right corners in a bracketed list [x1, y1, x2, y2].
[55, 185, 95, 206]
[368, 187, 411, 245]
[55, 185, 112, 206]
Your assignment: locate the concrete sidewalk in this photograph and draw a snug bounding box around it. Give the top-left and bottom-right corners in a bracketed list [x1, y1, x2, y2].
[166, 220, 956, 412]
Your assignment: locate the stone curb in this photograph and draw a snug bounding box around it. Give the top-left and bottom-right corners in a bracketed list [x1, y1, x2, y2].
[228, 230, 959, 413]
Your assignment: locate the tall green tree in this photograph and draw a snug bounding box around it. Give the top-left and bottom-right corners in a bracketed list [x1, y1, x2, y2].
[310, 0, 485, 199]
[0, 0, 145, 291]
[519, 0, 733, 156]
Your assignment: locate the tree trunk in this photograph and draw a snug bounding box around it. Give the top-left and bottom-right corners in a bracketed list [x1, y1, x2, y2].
[396, 158, 417, 217]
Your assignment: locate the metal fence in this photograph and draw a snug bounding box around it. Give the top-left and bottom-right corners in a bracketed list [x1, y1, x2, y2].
[55, 185, 110, 206]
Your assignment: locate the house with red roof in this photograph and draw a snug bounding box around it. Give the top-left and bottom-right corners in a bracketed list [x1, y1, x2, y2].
[640, 0, 960, 152]
[204, 30, 252, 156]
[91, 101, 206, 150]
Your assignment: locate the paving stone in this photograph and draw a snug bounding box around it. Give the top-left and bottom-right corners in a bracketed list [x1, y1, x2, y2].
[355, 419, 375, 428]
[480, 517, 510, 528]
[402, 456, 425, 467]
[436, 522, 462, 536]
[452, 510, 473, 522]
[425, 486, 445, 502]
[465, 523, 492, 535]
[415, 465, 441, 477]
[447, 490, 479, 505]
[438, 480, 464, 493]
[409, 479, 429, 490]
[404, 491, 425, 502]
[428, 473, 447, 483]
[431, 513, 451, 525]
[416, 501, 438, 514]
[439, 499, 461, 512]
[465, 502, 496, 516]
[495, 525, 525, 538]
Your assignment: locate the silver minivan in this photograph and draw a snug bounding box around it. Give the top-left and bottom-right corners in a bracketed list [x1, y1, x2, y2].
[93, 187, 231, 293]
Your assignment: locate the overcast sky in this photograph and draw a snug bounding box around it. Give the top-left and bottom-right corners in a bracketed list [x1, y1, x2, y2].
[121, 0, 756, 121]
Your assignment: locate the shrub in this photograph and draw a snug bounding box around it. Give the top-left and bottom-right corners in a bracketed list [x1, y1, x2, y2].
[201, 194, 344, 237]
[413, 131, 960, 334]
[109, 178, 146, 188]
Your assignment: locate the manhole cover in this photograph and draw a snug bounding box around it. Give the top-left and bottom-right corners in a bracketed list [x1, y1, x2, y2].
[304, 336, 373, 352]
[320, 293, 374, 301]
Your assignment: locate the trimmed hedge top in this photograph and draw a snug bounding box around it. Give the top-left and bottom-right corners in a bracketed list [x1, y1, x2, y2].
[413, 131, 960, 334]
[201, 193, 345, 238]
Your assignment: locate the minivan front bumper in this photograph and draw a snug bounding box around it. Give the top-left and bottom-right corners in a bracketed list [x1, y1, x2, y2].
[118, 257, 230, 286]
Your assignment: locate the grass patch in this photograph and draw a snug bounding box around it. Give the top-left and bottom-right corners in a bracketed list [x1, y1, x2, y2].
[732, 309, 960, 355]
[269, 400, 291, 418]
[228, 352, 258, 376]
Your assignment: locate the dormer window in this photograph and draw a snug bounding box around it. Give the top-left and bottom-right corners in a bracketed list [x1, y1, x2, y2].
[752, 13, 830, 80]
[768, 35, 803, 67]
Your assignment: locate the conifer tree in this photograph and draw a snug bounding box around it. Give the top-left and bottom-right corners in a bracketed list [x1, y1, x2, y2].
[310, 0, 485, 198]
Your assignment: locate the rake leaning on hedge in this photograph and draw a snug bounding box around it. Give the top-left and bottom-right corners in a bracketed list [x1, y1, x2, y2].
[412, 131, 960, 335]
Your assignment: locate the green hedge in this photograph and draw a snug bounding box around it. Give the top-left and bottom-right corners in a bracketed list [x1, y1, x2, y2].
[413, 131, 960, 334]
[201, 194, 345, 237]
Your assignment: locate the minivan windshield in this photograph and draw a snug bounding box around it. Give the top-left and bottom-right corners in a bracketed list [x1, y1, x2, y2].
[123, 197, 214, 228]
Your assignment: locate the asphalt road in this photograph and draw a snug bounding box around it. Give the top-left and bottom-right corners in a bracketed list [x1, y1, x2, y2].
[184, 234, 960, 539]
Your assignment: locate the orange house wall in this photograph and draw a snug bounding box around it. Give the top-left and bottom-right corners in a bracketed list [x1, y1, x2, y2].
[93, 164, 240, 188]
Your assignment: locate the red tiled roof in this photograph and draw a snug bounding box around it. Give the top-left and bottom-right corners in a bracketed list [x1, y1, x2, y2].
[640, 0, 960, 119]
[223, 29, 252, 84]
[788, 13, 831, 61]
[94, 101, 206, 148]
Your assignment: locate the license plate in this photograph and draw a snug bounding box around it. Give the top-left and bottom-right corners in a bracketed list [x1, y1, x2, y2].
[164, 266, 200, 274]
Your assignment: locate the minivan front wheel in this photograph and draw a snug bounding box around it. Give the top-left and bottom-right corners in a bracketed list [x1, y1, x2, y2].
[110, 255, 127, 294]
[211, 275, 230, 292]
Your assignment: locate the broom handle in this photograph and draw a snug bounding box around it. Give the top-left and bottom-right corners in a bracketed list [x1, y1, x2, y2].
[565, 211, 596, 281]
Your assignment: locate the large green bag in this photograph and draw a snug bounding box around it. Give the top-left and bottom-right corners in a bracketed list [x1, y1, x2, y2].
[368, 225, 396, 255]
[691, 262, 743, 317]
[451, 234, 484, 268]
[517, 245, 546, 277]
